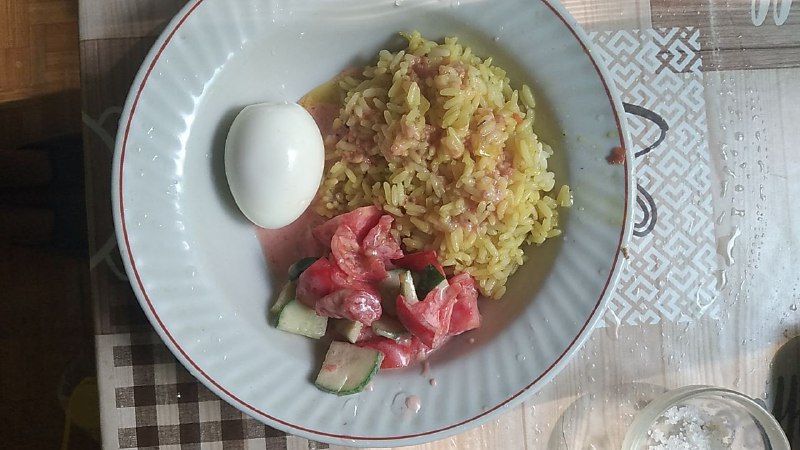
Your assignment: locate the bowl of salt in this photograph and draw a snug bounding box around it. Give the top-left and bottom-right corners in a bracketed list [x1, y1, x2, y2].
[622, 385, 790, 450]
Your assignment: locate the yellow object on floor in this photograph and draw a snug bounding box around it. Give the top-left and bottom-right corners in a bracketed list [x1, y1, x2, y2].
[60, 377, 100, 450]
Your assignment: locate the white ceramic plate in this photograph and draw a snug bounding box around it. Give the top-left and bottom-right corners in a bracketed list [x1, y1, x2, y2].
[113, 0, 633, 446]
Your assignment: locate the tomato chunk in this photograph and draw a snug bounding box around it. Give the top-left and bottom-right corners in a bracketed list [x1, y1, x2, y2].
[362, 215, 403, 262]
[315, 288, 382, 326]
[295, 258, 337, 308]
[395, 286, 456, 349]
[392, 250, 445, 277]
[325, 260, 385, 301]
[330, 225, 388, 282]
[446, 273, 481, 335]
[312, 205, 382, 247]
[359, 336, 429, 369]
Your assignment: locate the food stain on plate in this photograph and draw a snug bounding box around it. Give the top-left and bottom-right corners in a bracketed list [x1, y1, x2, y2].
[392, 391, 422, 417]
[256, 207, 325, 282]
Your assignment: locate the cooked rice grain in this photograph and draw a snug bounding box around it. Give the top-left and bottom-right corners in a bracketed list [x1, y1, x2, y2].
[315, 31, 569, 299]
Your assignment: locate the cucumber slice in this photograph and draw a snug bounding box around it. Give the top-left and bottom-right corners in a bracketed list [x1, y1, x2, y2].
[288, 256, 319, 281]
[398, 270, 418, 304]
[371, 316, 409, 340]
[270, 281, 296, 316]
[333, 319, 364, 343]
[412, 264, 447, 299]
[378, 269, 405, 315]
[315, 341, 383, 395]
[276, 299, 328, 339]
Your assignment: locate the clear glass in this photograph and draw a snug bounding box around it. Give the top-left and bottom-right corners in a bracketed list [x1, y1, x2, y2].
[622, 386, 790, 450]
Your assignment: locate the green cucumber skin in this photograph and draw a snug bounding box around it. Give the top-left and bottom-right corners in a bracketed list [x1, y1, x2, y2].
[288, 257, 320, 281]
[332, 353, 382, 396]
[373, 329, 409, 340]
[270, 281, 297, 318]
[371, 316, 409, 340]
[314, 342, 384, 396]
[412, 264, 446, 299]
[314, 354, 382, 396]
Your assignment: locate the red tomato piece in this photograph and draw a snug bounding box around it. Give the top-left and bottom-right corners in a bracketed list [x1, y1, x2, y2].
[328, 261, 358, 290]
[362, 215, 403, 262]
[331, 225, 388, 282]
[446, 273, 481, 335]
[395, 286, 457, 349]
[295, 258, 337, 308]
[315, 288, 382, 326]
[327, 261, 384, 300]
[330, 225, 361, 273]
[358, 336, 430, 369]
[328, 261, 356, 290]
[392, 250, 445, 277]
[312, 205, 382, 247]
[395, 295, 435, 348]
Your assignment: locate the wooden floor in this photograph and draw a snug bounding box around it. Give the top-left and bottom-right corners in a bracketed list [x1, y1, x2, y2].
[0, 245, 97, 449]
[0, 0, 81, 149]
[0, 0, 80, 103]
[0, 1, 98, 448]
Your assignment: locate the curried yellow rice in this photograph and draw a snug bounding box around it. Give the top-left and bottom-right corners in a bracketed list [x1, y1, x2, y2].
[315, 31, 570, 299]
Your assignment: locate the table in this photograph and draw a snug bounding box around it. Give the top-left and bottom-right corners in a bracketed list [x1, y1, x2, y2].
[80, 0, 800, 448]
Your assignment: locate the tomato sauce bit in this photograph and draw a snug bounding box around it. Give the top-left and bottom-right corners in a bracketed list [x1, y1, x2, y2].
[606, 146, 626, 165]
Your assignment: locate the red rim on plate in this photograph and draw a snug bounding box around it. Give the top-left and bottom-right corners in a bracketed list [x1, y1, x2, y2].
[115, 0, 631, 444]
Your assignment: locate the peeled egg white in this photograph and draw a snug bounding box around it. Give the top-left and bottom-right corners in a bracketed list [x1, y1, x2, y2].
[224, 102, 324, 229]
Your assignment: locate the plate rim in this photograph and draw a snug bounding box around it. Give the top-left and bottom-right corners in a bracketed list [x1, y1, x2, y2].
[112, 0, 634, 445]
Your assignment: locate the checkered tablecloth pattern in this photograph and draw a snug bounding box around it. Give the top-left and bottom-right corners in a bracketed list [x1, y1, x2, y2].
[97, 332, 331, 450]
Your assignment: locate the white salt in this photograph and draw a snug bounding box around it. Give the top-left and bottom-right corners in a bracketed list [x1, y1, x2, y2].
[646, 404, 735, 450]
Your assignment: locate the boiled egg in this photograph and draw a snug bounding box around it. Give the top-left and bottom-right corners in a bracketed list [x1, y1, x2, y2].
[224, 102, 324, 229]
